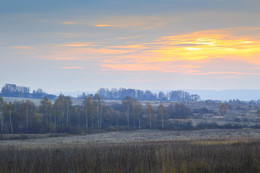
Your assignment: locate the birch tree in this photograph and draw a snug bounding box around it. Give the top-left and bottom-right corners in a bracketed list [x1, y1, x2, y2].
[20, 100, 36, 133]
[132, 99, 143, 129]
[83, 95, 94, 129]
[158, 104, 167, 129]
[145, 103, 154, 129]
[122, 96, 132, 127]
[39, 96, 52, 125]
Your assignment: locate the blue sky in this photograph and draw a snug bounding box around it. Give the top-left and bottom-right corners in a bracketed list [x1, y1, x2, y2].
[1, 0, 260, 93]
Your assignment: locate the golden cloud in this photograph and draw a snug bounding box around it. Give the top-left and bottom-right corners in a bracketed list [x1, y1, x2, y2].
[42, 27, 260, 76]
[62, 22, 77, 25]
[58, 42, 97, 47]
[94, 24, 113, 27]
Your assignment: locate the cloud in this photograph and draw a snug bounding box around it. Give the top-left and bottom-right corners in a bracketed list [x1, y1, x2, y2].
[147, 27, 260, 63]
[11, 46, 34, 50]
[100, 27, 260, 75]
[107, 44, 145, 49]
[61, 67, 85, 69]
[59, 42, 96, 47]
[101, 63, 161, 72]
[53, 57, 81, 61]
[94, 24, 113, 27]
[40, 27, 260, 77]
[116, 35, 141, 40]
[93, 16, 168, 29]
[62, 22, 77, 25]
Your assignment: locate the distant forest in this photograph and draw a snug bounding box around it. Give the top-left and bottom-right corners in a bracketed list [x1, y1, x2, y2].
[0, 83, 200, 102]
[0, 84, 259, 134]
[0, 83, 203, 134]
[0, 94, 196, 134]
[0, 84, 56, 99]
[96, 88, 200, 102]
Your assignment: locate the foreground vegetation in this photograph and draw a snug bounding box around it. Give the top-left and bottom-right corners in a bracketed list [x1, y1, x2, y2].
[0, 139, 259, 173]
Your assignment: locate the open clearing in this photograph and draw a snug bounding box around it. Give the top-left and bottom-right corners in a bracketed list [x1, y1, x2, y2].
[1, 129, 260, 148]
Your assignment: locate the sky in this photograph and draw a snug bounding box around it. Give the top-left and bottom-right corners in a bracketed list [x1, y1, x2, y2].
[1, 0, 260, 93]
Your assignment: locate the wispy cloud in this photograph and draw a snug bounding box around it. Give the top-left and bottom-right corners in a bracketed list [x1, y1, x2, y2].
[107, 44, 145, 49]
[11, 46, 35, 50]
[93, 16, 168, 29]
[94, 24, 113, 27]
[54, 57, 81, 61]
[59, 42, 96, 47]
[61, 67, 85, 69]
[116, 35, 141, 40]
[62, 21, 77, 25]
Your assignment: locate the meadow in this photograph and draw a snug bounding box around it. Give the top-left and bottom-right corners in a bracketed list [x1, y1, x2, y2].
[0, 129, 260, 173]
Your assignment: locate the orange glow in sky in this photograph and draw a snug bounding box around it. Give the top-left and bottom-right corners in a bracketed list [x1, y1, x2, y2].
[97, 28, 260, 74]
[2, 0, 260, 92]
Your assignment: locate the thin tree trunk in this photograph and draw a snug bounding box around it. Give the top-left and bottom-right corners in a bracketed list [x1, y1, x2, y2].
[99, 108, 102, 129]
[9, 109, 13, 134]
[133, 114, 135, 129]
[66, 101, 69, 126]
[1, 105, 3, 133]
[78, 114, 80, 128]
[85, 109, 88, 129]
[26, 108, 28, 133]
[127, 104, 129, 127]
[149, 113, 152, 129]
[61, 110, 64, 127]
[54, 116, 56, 131]
[91, 116, 94, 128]
[138, 114, 141, 130]
[96, 106, 99, 129]
[49, 113, 51, 125]
[162, 115, 164, 129]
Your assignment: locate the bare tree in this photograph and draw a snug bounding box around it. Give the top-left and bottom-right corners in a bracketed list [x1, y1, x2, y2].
[158, 104, 167, 129]
[8, 103, 14, 134]
[83, 95, 94, 129]
[146, 103, 154, 129]
[122, 96, 132, 127]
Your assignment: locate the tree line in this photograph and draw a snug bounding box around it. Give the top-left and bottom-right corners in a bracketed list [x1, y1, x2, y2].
[0, 94, 193, 134]
[1, 83, 201, 102]
[92, 88, 200, 101]
[0, 84, 56, 99]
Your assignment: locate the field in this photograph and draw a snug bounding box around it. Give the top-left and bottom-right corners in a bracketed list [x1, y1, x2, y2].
[0, 129, 260, 172]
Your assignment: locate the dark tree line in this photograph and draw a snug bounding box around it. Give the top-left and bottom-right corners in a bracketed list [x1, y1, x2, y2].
[96, 88, 200, 102]
[0, 95, 193, 134]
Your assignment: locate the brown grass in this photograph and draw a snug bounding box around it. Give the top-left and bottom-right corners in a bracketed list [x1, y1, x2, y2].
[0, 129, 260, 172]
[0, 139, 259, 173]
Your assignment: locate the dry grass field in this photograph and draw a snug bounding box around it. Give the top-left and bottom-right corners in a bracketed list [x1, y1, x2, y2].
[0, 129, 259, 148]
[1, 130, 260, 172]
